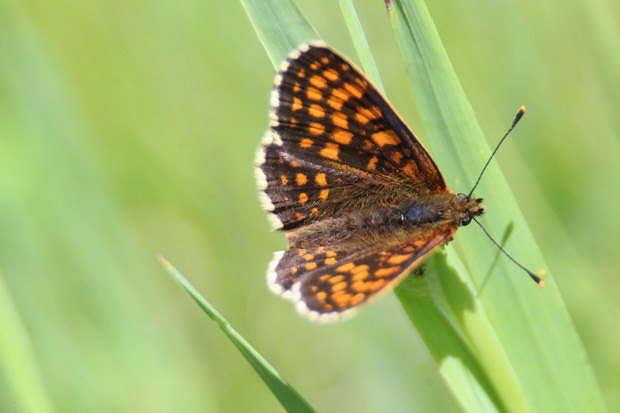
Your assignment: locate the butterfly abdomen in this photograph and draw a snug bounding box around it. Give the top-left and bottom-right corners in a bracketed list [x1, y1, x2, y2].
[289, 194, 461, 249]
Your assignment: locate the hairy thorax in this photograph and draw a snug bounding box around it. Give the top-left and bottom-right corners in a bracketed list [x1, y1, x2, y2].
[288, 192, 483, 250]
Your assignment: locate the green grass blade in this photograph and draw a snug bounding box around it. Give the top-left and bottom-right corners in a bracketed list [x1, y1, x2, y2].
[242, 1, 524, 410]
[239, 0, 318, 67]
[397, 251, 529, 412]
[396, 258, 502, 413]
[158, 256, 315, 413]
[338, 0, 384, 91]
[388, 0, 606, 411]
[336, 2, 515, 411]
[0, 269, 54, 413]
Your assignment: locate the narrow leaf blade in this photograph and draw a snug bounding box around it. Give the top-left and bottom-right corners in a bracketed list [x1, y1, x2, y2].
[389, 0, 606, 411]
[0, 269, 54, 413]
[158, 256, 315, 413]
[240, 0, 318, 67]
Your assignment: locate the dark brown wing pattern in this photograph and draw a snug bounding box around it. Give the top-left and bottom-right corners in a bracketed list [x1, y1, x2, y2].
[267, 227, 454, 322]
[255, 42, 453, 322]
[255, 42, 446, 231]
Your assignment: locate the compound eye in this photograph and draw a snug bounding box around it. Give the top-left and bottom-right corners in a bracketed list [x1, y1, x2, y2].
[461, 215, 472, 226]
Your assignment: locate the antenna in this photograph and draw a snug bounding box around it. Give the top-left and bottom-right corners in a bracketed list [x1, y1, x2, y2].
[473, 218, 544, 287]
[467, 106, 526, 199]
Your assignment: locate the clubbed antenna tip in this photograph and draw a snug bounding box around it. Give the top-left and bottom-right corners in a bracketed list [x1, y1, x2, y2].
[527, 269, 545, 287]
[513, 105, 526, 127]
[473, 218, 545, 287]
[467, 106, 527, 199]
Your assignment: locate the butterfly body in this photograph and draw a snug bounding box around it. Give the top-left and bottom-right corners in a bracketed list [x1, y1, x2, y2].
[255, 41, 485, 322]
[288, 193, 483, 250]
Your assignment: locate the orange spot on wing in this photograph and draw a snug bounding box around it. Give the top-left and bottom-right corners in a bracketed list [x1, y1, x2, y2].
[367, 156, 379, 170]
[318, 274, 331, 282]
[402, 160, 419, 175]
[331, 290, 346, 299]
[292, 97, 303, 111]
[315, 173, 327, 186]
[280, 175, 288, 185]
[309, 122, 325, 136]
[304, 254, 314, 261]
[390, 152, 404, 164]
[388, 254, 413, 264]
[324, 257, 337, 265]
[319, 189, 329, 200]
[352, 265, 369, 273]
[354, 113, 368, 125]
[332, 130, 353, 145]
[296, 173, 307, 186]
[308, 104, 325, 118]
[323, 68, 338, 81]
[351, 282, 368, 293]
[354, 107, 380, 125]
[352, 272, 369, 282]
[305, 262, 317, 270]
[332, 112, 348, 129]
[329, 275, 345, 284]
[327, 96, 344, 110]
[367, 279, 387, 291]
[299, 193, 309, 204]
[344, 82, 363, 99]
[334, 293, 352, 308]
[350, 293, 365, 306]
[355, 77, 368, 88]
[332, 282, 347, 292]
[319, 143, 339, 160]
[307, 87, 322, 100]
[336, 262, 355, 272]
[331, 87, 348, 102]
[325, 251, 337, 258]
[300, 138, 314, 148]
[316, 291, 327, 301]
[375, 266, 401, 277]
[372, 130, 400, 147]
[309, 75, 327, 89]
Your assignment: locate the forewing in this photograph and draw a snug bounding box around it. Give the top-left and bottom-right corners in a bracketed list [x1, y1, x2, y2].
[256, 135, 367, 230]
[267, 227, 455, 322]
[256, 42, 447, 230]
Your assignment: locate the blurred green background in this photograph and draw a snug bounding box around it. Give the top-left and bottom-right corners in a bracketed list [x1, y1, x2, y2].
[0, 0, 619, 411]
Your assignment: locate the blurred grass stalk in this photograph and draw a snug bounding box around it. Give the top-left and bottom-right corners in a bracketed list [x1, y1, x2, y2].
[0, 269, 53, 413]
[242, 0, 606, 412]
[336, 5, 514, 409]
[388, 0, 605, 411]
[158, 255, 315, 413]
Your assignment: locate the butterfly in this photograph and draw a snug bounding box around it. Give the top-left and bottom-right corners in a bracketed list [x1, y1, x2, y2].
[254, 41, 532, 323]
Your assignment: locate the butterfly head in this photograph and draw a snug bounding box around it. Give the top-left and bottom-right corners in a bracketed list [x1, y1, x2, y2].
[455, 193, 484, 227]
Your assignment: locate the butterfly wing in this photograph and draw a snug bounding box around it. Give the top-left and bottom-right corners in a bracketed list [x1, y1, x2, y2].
[268, 226, 455, 322]
[255, 42, 447, 230]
